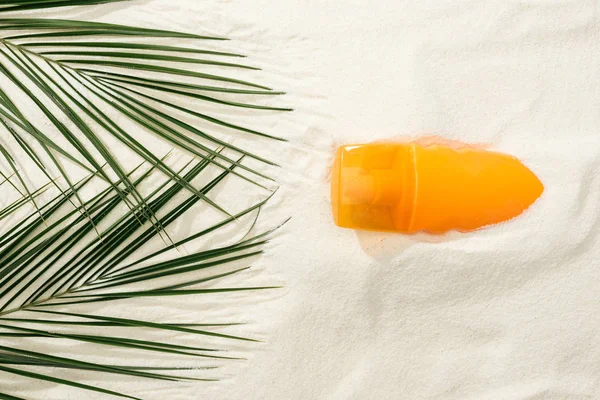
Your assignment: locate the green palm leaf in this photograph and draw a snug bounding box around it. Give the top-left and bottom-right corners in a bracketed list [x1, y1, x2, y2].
[0, 1, 288, 399]
[0, 1, 129, 13]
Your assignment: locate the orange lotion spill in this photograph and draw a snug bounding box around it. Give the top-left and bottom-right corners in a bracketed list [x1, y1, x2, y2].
[330, 142, 544, 233]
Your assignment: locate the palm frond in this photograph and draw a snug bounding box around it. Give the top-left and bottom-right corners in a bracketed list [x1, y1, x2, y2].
[0, 1, 288, 398]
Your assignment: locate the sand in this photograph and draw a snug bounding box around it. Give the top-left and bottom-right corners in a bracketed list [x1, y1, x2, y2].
[14, 0, 600, 399]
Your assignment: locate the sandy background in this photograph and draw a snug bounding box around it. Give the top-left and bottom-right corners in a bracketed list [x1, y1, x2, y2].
[9, 0, 600, 399]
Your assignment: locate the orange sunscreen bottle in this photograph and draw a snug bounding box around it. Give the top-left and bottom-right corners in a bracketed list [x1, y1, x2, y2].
[330, 142, 543, 233]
